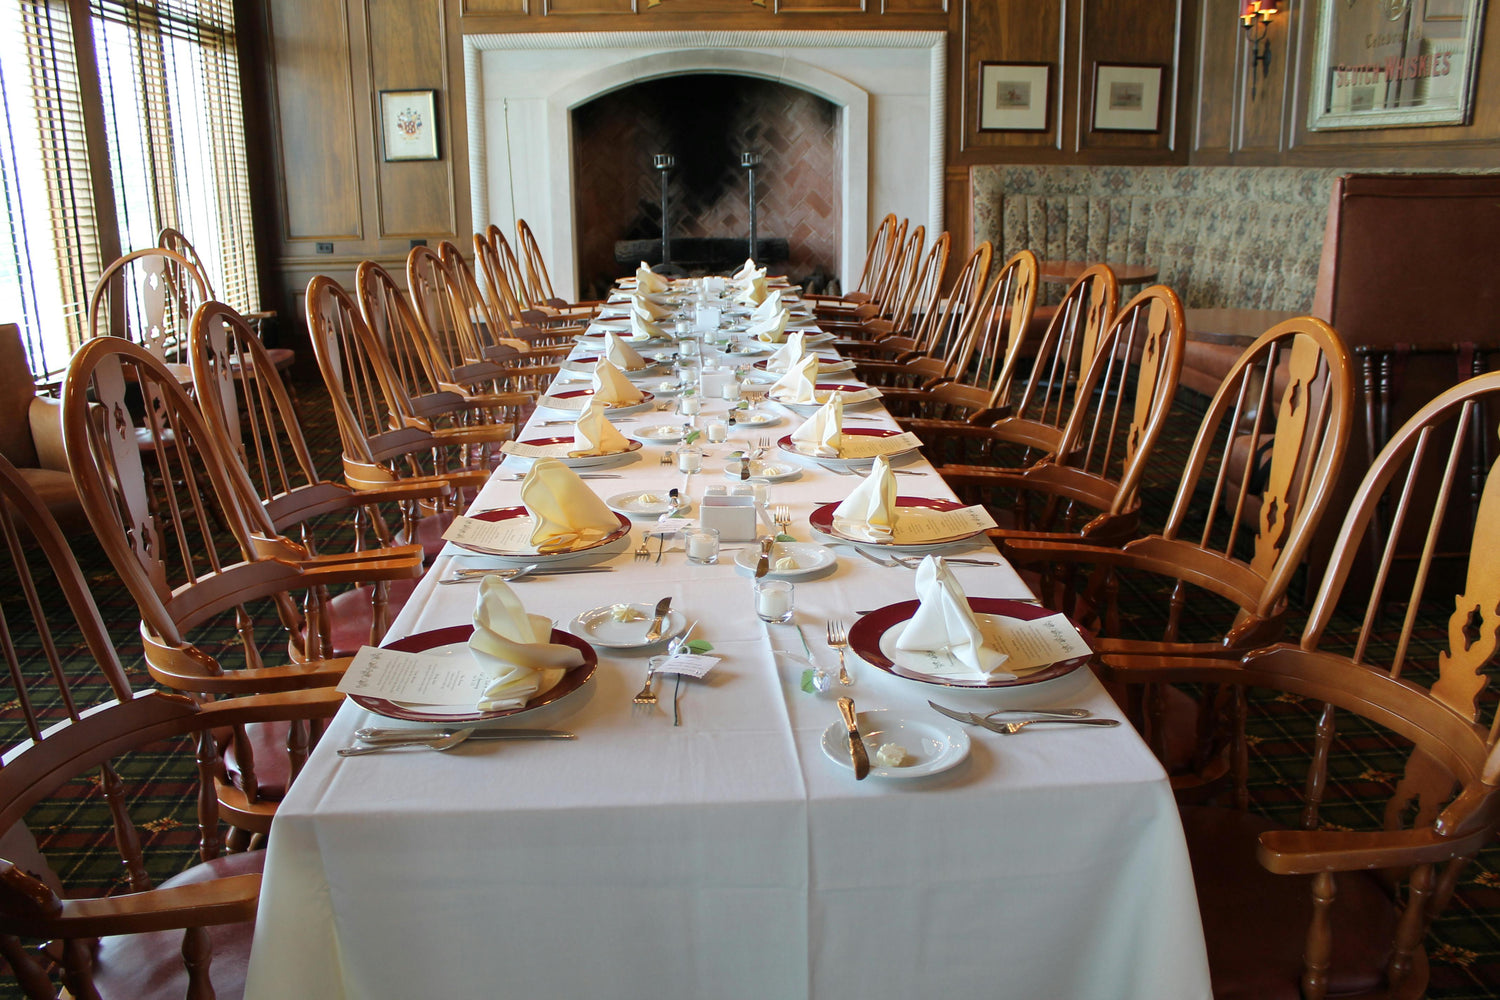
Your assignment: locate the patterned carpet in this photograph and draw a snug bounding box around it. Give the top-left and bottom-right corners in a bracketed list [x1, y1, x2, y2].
[2, 378, 1500, 998]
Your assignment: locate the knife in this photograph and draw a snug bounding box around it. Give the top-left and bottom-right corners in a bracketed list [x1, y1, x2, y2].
[837, 696, 870, 780]
[644, 595, 673, 642]
[927, 700, 1091, 726]
[354, 727, 577, 743]
[754, 536, 774, 579]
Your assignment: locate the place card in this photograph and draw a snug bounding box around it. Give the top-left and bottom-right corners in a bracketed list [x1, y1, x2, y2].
[442, 514, 537, 553]
[653, 652, 721, 679]
[835, 431, 922, 459]
[501, 440, 578, 459]
[338, 646, 489, 706]
[887, 505, 997, 543]
[538, 394, 589, 411]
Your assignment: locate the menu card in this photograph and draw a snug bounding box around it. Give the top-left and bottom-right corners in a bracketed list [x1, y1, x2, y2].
[501, 440, 579, 459]
[537, 393, 589, 411]
[873, 504, 997, 544]
[894, 611, 1091, 679]
[337, 646, 489, 706]
[442, 514, 537, 553]
[833, 431, 923, 459]
[813, 387, 881, 406]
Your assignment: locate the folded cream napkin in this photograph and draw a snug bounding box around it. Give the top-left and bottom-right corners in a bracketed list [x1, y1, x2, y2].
[751, 288, 783, 321]
[521, 458, 621, 549]
[748, 307, 790, 343]
[603, 331, 648, 371]
[591, 359, 646, 404]
[735, 276, 769, 307]
[894, 556, 1009, 678]
[733, 258, 761, 281]
[832, 455, 897, 540]
[768, 353, 820, 404]
[764, 330, 805, 371]
[632, 293, 672, 321]
[630, 308, 666, 342]
[469, 576, 585, 710]
[635, 263, 668, 294]
[791, 390, 843, 457]
[569, 397, 631, 457]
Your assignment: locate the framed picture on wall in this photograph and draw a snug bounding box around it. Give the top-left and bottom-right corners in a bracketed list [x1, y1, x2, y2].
[1307, 0, 1485, 130]
[380, 89, 440, 161]
[1091, 64, 1165, 132]
[977, 63, 1051, 132]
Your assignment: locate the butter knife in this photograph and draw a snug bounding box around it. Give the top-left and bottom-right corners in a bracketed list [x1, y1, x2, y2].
[754, 536, 774, 579]
[354, 728, 577, 743]
[644, 595, 673, 642]
[837, 696, 870, 780]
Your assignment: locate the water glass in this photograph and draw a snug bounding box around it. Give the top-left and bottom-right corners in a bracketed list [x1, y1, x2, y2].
[754, 579, 795, 623]
[684, 526, 720, 565]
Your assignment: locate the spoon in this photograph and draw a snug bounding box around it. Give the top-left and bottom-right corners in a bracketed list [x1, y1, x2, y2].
[337, 729, 474, 756]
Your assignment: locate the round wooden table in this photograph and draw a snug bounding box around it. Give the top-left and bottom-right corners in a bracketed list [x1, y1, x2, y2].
[1037, 259, 1159, 286]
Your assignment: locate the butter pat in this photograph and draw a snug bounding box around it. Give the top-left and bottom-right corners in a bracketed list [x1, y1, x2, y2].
[874, 743, 910, 768]
[611, 605, 647, 623]
[773, 556, 799, 571]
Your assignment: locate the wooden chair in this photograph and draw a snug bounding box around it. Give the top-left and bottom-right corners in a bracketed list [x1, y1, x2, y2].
[806, 212, 901, 311]
[871, 248, 1037, 419]
[473, 229, 583, 347]
[514, 217, 601, 319]
[0, 450, 343, 1000]
[156, 226, 286, 372]
[305, 274, 493, 519]
[818, 224, 925, 336]
[851, 240, 995, 392]
[906, 264, 1119, 456]
[1099, 369, 1500, 1000]
[190, 300, 431, 656]
[935, 284, 1186, 548]
[436, 241, 573, 371]
[1002, 318, 1354, 793]
[88, 248, 209, 372]
[61, 337, 388, 838]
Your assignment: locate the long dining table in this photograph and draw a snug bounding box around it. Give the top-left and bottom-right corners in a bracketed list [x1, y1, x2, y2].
[242, 287, 1211, 1000]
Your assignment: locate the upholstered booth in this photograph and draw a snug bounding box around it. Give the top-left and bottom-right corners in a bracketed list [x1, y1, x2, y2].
[0, 323, 86, 533]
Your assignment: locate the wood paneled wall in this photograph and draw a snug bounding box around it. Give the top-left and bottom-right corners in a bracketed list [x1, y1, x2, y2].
[1192, 0, 1500, 165]
[242, 0, 1497, 341]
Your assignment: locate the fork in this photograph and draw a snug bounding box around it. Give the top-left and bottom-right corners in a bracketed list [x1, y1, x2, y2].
[773, 504, 791, 534]
[826, 619, 851, 686]
[634, 534, 652, 561]
[632, 658, 659, 705]
[984, 718, 1121, 735]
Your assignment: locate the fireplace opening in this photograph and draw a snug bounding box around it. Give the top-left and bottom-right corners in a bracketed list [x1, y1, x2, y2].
[571, 73, 842, 299]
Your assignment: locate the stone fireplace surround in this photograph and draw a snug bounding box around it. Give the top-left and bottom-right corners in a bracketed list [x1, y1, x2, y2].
[464, 30, 946, 298]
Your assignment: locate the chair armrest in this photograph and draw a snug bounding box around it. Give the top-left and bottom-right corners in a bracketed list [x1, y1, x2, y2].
[27, 397, 68, 472]
[2, 872, 262, 938]
[1257, 826, 1491, 875]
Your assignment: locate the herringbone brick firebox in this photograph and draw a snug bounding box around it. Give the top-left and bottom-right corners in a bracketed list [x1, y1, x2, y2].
[572, 73, 841, 298]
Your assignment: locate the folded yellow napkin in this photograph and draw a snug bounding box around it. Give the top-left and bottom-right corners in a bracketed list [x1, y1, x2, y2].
[751, 288, 783, 321]
[736, 276, 769, 307]
[636, 262, 668, 294]
[629, 308, 666, 342]
[603, 331, 647, 371]
[469, 576, 585, 710]
[632, 293, 671, 321]
[768, 353, 820, 404]
[521, 458, 621, 549]
[569, 398, 631, 457]
[833, 455, 897, 540]
[748, 307, 790, 343]
[791, 391, 843, 457]
[591, 359, 646, 404]
[894, 556, 1008, 678]
[765, 330, 805, 371]
[733, 258, 761, 281]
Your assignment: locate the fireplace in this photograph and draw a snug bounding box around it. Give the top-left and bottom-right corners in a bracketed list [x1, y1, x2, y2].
[571, 73, 841, 298]
[464, 31, 946, 298]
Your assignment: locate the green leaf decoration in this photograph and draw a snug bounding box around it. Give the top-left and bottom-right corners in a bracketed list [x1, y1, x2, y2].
[686, 639, 712, 654]
[776, 533, 796, 543]
[800, 669, 816, 694]
[683, 429, 701, 445]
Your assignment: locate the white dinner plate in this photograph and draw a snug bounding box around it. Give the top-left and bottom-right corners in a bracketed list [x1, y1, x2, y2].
[537, 389, 655, 416]
[722, 457, 800, 482]
[631, 423, 689, 444]
[731, 542, 835, 580]
[722, 341, 774, 357]
[746, 358, 857, 381]
[562, 358, 668, 380]
[606, 490, 689, 518]
[820, 710, 970, 779]
[571, 604, 687, 649]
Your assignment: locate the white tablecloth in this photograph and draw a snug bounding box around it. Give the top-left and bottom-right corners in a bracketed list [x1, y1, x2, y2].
[244, 322, 1210, 1000]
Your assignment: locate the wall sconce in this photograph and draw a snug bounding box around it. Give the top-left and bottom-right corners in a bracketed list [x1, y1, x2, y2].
[1241, 0, 1279, 100]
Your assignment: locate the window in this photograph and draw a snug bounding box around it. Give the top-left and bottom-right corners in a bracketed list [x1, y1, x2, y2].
[0, 0, 258, 377]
